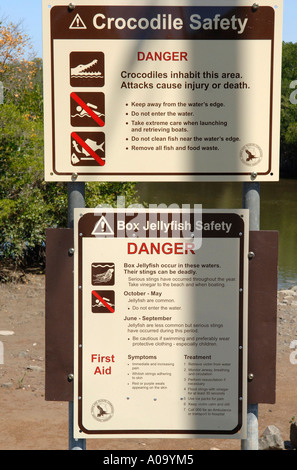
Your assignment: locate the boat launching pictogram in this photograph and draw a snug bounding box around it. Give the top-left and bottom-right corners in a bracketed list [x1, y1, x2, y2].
[71, 131, 105, 166]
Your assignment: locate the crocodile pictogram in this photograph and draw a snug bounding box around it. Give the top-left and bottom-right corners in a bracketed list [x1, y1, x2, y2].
[71, 59, 103, 79]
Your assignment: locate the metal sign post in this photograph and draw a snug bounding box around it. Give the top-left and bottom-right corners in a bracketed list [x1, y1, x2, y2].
[241, 181, 260, 450]
[67, 182, 86, 450]
[0, 81, 3, 104]
[67, 182, 86, 228]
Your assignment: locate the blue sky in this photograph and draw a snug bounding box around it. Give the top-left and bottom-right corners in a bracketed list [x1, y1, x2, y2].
[0, 0, 296, 59]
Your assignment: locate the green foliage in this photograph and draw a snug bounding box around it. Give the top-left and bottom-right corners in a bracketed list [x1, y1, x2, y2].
[0, 18, 141, 273]
[0, 67, 140, 272]
[0, 100, 141, 269]
[0, 98, 140, 269]
[280, 42, 297, 176]
[0, 102, 52, 267]
[86, 182, 141, 208]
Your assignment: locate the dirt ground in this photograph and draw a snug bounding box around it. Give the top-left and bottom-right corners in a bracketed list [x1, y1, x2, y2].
[0, 273, 296, 451]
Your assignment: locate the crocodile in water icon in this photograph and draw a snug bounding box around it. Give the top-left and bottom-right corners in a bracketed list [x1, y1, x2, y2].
[71, 59, 103, 79]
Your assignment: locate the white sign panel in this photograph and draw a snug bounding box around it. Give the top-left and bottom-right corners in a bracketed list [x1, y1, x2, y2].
[43, 0, 283, 182]
[73, 208, 248, 438]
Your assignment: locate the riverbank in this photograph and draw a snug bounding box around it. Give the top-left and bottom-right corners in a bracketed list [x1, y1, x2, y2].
[0, 273, 296, 450]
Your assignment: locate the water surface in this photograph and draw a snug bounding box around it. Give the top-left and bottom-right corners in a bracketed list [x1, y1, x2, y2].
[137, 179, 297, 289]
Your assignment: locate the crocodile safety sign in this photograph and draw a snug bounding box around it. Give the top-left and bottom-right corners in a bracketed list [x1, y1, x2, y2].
[73, 208, 249, 438]
[43, 0, 283, 182]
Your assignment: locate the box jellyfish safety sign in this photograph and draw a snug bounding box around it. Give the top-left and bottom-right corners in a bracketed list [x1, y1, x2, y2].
[43, 0, 283, 182]
[73, 208, 249, 438]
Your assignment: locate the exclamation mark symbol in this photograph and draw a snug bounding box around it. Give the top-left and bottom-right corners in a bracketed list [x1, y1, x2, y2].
[76, 17, 80, 28]
[91, 216, 114, 236]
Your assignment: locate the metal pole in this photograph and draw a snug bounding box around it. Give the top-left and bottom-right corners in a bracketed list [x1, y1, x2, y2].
[242, 182, 260, 231]
[68, 182, 86, 450]
[241, 181, 260, 450]
[0, 81, 4, 104]
[67, 182, 85, 228]
[69, 402, 86, 450]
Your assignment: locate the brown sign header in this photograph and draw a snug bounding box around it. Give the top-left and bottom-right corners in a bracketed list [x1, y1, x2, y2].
[77, 211, 244, 239]
[51, 5, 274, 40]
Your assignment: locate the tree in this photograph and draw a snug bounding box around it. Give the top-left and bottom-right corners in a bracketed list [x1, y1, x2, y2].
[0, 19, 40, 107]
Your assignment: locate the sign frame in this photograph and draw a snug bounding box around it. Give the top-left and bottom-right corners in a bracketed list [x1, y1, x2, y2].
[43, 0, 283, 182]
[73, 208, 249, 438]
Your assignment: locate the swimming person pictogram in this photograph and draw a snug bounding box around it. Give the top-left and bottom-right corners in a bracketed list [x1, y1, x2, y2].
[70, 92, 105, 127]
[92, 290, 115, 313]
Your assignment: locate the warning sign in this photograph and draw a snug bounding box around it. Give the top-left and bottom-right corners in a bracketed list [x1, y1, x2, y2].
[73, 208, 249, 438]
[43, 0, 283, 182]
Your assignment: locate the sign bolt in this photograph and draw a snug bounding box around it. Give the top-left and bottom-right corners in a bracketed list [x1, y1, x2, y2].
[248, 251, 255, 259]
[248, 373, 255, 382]
[67, 373, 74, 382]
[72, 172, 78, 180]
[68, 3, 75, 11]
[251, 171, 258, 180]
[68, 247, 75, 256]
[252, 3, 259, 11]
